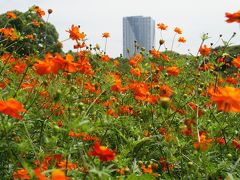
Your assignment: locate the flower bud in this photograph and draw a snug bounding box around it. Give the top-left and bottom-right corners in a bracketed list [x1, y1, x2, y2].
[95, 43, 100, 50]
[48, 9, 53, 14]
[56, 41, 63, 49]
[159, 39, 165, 45]
[124, 168, 130, 172]
[199, 82, 204, 88]
[160, 97, 170, 109]
[227, 153, 232, 158]
[197, 88, 202, 94]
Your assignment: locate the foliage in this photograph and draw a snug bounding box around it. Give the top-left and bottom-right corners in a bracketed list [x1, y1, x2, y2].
[0, 5, 240, 180]
[214, 45, 240, 57]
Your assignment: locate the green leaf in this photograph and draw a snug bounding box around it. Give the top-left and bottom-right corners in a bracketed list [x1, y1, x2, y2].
[126, 173, 155, 180]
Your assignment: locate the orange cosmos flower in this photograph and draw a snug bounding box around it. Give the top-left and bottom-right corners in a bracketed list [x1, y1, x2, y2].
[226, 76, 238, 85]
[209, 86, 240, 112]
[33, 6, 45, 17]
[0, 28, 18, 41]
[6, 11, 17, 19]
[25, 34, 35, 40]
[233, 139, 240, 150]
[34, 60, 55, 75]
[174, 27, 182, 34]
[84, 81, 96, 93]
[0, 78, 10, 89]
[232, 56, 240, 69]
[159, 158, 174, 172]
[34, 168, 48, 180]
[0, 98, 26, 120]
[160, 54, 170, 62]
[140, 163, 160, 177]
[102, 97, 116, 107]
[198, 62, 215, 71]
[130, 82, 150, 101]
[149, 49, 161, 59]
[52, 169, 69, 180]
[199, 45, 211, 56]
[102, 32, 110, 38]
[74, 42, 85, 49]
[66, 25, 85, 41]
[176, 108, 185, 116]
[0, 53, 15, 63]
[116, 168, 130, 176]
[32, 19, 41, 27]
[69, 130, 75, 137]
[166, 66, 180, 76]
[113, 59, 119, 66]
[159, 127, 167, 137]
[193, 131, 212, 151]
[157, 23, 168, 30]
[101, 54, 110, 62]
[111, 74, 125, 92]
[63, 54, 77, 73]
[151, 63, 163, 72]
[119, 105, 133, 115]
[216, 137, 226, 145]
[51, 103, 65, 116]
[34, 155, 64, 171]
[158, 84, 173, 97]
[34, 53, 63, 75]
[88, 141, 115, 161]
[146, 94, 158, 104]
[77, 54, 94, 76]
[13, 168, 30, 180]
[130, 67, 141, 77]
[182, 119, 195, 135]
[225, 10, 240, 23]
[128, 54, 142, 67]
[106, 108, 118, 118]
[188, 101, 203, 114]
[13, 62, 26, 74]
[178, 37, 186, 43]
[184, 119, 196, 128]
[57, 160, 77, 170]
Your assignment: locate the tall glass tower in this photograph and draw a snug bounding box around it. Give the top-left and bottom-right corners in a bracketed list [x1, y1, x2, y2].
[123, 16, 155, 58]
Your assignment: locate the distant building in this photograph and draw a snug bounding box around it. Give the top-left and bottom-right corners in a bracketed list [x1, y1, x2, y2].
[123, 16, 155, 58]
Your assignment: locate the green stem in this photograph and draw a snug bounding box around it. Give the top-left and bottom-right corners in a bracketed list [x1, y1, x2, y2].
[13, 64, 30, 98]
[22, 121, 39, 163]
[104, 38, 107, 54]
[170, 33, 176, 52]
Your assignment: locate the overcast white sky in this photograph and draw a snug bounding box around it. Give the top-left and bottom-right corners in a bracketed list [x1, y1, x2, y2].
[1, 0, 240, 57]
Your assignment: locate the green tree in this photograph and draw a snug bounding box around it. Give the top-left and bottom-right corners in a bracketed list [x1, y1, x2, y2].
[0, 7, 63, 57]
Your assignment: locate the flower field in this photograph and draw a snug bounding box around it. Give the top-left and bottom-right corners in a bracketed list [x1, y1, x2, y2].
[0, 6, 240, 180]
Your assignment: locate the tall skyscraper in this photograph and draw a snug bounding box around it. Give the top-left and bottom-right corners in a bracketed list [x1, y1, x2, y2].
[123, 16, 155, 58]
